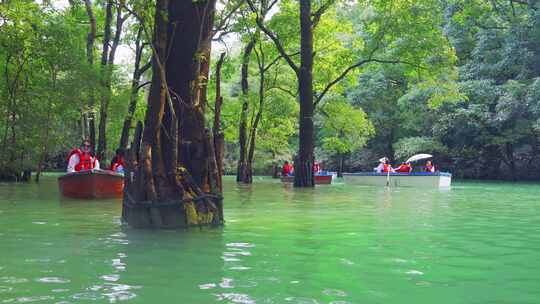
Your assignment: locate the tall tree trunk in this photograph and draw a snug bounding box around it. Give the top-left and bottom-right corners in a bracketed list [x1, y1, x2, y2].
[35, 67, 57, 182]
[338, 153, 344, 178]
[83, 0, 97, 145]
[96, 0, 113, 160]
[122, 0, 222, 229]
[213, 52, 226, 191]
[505, 142, 517, 181]
[119, 26, 150, 151]
[245, 50, 267, 184]
[237, 38, 256, 183]
[294, 0, 315, 187]
[97, 0, 125, 161]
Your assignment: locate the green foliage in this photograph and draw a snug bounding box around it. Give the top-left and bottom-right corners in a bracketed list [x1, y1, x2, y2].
[319, 97, 374, 155]
[393, 137, 447, 161]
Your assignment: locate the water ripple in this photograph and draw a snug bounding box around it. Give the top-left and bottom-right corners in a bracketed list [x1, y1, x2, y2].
[36, 277, 70, 284]
[0, 277, 28, 284]
[216, 293, 256, 304]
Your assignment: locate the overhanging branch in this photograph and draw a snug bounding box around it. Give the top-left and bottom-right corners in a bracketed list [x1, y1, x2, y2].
[246, 0, 299, 74]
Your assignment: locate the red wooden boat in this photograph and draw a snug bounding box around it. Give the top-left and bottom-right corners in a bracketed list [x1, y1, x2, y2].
[58, 170, 124, 199]
[280, 175, 333, 185]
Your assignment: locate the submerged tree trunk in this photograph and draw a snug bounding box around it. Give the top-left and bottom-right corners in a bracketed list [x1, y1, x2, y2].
[122, 0, 223, 229]
[213, 52, 226, 191]
[237, 38, 256, 183]
[294, 0, 315, 187]
[338, 153, 345, 178]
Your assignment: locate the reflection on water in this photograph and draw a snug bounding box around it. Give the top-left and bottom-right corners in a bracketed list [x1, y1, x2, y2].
[1, 175, 540, 303]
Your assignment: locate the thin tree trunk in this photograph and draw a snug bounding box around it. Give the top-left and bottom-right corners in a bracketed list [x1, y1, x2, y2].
[245, 48, 267, 184]
[119, 26, 150, 151]
[338, 153, 344, 178]
[35, 67, 57, 182]
[294, 0, 315, 187]
[213, 52, 226, 191]
[97, 0, 125, 161]
[237, 38, 256, 183]
[83, 0, 97, 144]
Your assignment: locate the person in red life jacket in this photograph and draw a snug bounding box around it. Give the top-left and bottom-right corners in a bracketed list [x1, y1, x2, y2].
[425, 160, 435, 173]
[313, 161, 321, 175]
[395, 162, 412, 173]
[282, 161, 294, 176]
[110, 149, 125, 173]
[382, 159, 395, 173]
[67, 139, 100, 173]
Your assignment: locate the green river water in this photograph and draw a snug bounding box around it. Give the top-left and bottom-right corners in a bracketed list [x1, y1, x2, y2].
[1, 175, 540, 303]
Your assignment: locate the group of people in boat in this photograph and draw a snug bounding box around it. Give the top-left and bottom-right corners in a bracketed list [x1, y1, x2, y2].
[374, 157, 435, 173]
[66, 139, 125, 174]
[281, 160, 321, 176]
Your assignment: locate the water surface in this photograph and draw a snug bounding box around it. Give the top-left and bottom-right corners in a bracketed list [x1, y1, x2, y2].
[1, 175, 539, 303]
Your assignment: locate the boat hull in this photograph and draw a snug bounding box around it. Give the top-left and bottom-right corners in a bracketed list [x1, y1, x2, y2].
[58, 170, 124, 199]
[343, 172, 451, 188]
[281, 175, 333, 185]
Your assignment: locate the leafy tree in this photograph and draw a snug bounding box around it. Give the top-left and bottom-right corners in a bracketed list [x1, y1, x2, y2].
[318, 97, 374, 175]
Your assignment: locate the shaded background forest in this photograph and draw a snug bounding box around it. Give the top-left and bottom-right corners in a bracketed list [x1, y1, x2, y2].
[1, 0, 539, 181]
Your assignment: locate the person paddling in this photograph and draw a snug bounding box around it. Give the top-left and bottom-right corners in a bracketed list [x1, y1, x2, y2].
[67, 139, 100, 172]
[383, 159, 395, 173]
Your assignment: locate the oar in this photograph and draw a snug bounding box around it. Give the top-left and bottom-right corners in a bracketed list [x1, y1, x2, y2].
[386, 168, 390, 187]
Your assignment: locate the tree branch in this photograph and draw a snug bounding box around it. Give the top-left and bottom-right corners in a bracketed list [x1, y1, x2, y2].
[245, 0, 299, 74]
[311, 0, 336, 28]
[314, 57, 422, 107]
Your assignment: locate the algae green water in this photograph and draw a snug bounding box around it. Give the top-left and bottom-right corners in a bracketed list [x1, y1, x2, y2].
[1, 175, 540, 303]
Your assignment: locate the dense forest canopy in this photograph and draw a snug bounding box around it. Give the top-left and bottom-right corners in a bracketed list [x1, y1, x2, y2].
[1, 0, 539, 182]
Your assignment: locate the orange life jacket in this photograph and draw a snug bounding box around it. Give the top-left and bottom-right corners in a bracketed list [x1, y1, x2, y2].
[383, 164, 392, 173]
[69, 148, 95, 171]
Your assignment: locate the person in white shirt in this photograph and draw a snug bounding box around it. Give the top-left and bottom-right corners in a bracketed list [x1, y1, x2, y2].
[67, 139, 100, 172]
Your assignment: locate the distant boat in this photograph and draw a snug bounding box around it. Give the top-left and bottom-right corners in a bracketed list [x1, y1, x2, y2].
[281, 174, 333, 185]
[343, 172, 451, 188]
[58, 170, 124, 199]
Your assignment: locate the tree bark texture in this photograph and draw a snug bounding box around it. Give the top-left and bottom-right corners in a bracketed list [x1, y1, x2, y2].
[122, 0, 223, 229]
[294, 0, 315, 187]
[237, 38, 255, 183]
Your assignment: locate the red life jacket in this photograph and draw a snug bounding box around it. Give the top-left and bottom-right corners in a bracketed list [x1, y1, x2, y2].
[282, 164, 293, 176]
[111, 157, 125, 171]
[395, 164, 411, 173]
[383, 164, 392, 173]
[313, 162, 320, 173]
[69, 148, 95, 172]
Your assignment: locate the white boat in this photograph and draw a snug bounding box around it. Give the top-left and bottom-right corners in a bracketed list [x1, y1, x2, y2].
[342, 172, 452, 188]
